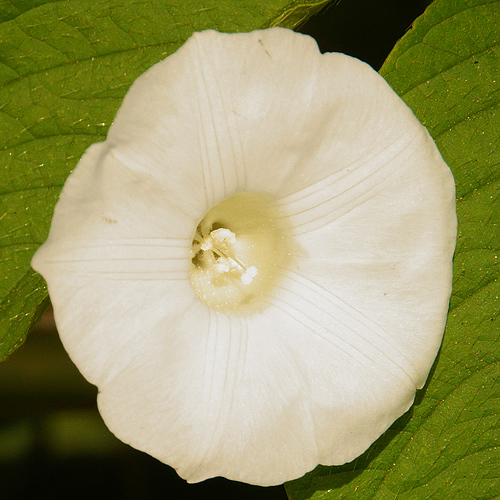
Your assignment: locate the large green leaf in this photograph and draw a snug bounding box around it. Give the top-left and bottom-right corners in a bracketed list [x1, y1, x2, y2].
[286, 0, 500, 498]
[0, 0, 328, 361]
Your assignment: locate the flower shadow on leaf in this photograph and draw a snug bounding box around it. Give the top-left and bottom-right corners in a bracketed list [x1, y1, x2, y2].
[284, 350, 442, 499]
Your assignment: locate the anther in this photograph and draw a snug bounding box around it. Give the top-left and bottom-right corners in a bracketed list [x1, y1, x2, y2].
[200, 228, 258, 284]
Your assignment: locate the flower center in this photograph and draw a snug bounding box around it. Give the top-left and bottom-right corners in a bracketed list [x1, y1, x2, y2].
[189, 192, 295, 313]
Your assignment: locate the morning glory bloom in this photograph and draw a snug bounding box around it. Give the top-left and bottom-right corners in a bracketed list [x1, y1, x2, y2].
[32, 28, 456, 486]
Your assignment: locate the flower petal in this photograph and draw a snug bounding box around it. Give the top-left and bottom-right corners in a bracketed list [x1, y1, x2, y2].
[94, 301, 355, 485]
[103, 29, 434, 211]
[31, 28, 456, 487]
[32, 143, 196, 385]
[96, 292, 416, 486]
[282, 129, 456, 389]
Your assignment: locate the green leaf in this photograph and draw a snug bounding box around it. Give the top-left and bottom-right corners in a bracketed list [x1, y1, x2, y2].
[286, 0, 500, 498]
[0, 0, 329, 361]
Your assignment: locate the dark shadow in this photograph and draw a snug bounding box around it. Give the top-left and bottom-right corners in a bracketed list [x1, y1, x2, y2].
[285, 348, 444, 499]
[299, 0, 431, 70]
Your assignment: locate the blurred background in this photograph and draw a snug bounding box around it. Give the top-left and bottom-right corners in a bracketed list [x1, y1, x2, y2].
[1, 0, 430, 498]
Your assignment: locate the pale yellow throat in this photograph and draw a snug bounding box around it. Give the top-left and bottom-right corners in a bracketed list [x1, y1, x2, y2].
[189, 192, 295, 314]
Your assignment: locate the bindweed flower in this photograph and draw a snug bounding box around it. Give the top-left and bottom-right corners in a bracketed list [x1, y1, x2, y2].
[31, 28, 456, 486]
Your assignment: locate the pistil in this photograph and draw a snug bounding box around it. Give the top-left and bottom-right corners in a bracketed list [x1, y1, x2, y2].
[199, 228, 258, 285]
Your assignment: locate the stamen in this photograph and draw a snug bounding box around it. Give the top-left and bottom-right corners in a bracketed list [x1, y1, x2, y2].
[189, 191, 295, 313]
[201, 239, 213, 251]
[200, 227, 258, 284]
[211, 228, 236, 247]
[241, 266, 258, 285]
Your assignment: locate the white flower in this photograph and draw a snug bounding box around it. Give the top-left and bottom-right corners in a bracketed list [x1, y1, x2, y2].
[31, 28, 456, 486]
